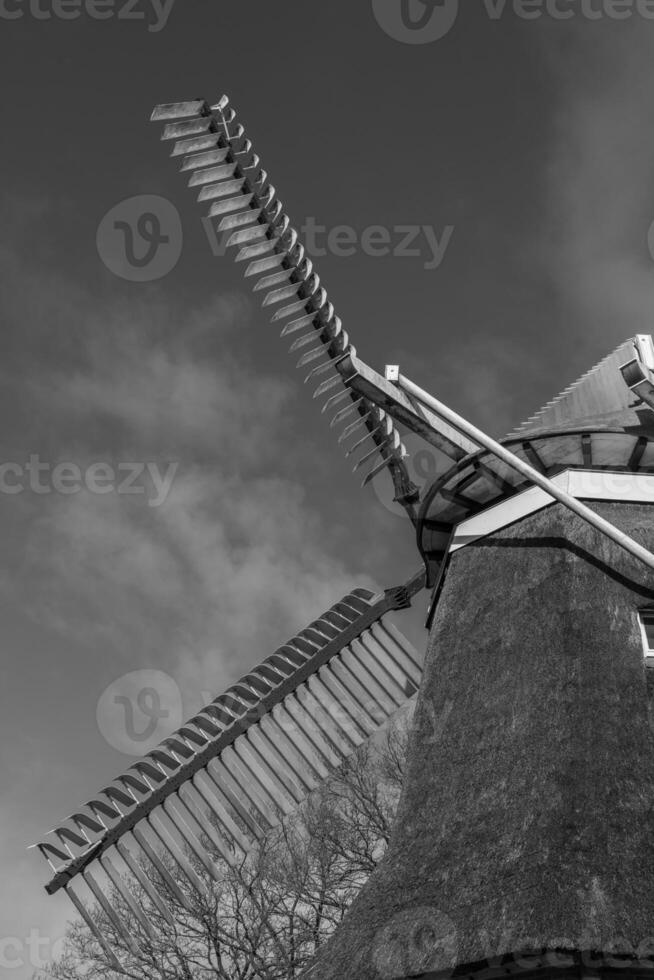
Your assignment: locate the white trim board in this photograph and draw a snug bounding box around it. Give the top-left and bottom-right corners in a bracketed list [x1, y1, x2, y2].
[450, 469, 654, 552]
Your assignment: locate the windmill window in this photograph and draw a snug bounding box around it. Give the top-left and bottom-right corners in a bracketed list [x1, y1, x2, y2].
[638, 610, 654, 666]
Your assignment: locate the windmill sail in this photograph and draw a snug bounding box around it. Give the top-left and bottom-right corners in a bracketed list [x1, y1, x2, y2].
[34, 573, 424, 961]
[150, 97, 477, 516]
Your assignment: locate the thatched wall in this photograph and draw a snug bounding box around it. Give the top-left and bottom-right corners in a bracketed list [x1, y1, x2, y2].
[306, 500, 654, 980]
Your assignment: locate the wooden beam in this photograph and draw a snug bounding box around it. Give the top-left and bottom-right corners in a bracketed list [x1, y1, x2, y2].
[521, 440, 547, 473]
[337, 354, 479, 462]
[581, 433, 593, 467]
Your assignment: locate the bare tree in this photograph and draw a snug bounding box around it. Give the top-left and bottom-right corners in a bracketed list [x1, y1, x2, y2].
[41, 720, 410, 980]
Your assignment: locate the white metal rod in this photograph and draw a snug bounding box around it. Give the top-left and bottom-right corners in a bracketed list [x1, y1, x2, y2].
[395, 372, 654, 573]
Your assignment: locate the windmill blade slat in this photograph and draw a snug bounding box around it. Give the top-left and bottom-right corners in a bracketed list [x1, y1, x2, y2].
[341, 645, 402, 713]
[161, 117, 215, 141]
[296, 344, 335, 370]
[209, 762, 272, 837]
[69, 811, 106, 837]
[115, 836, 174, 926]
[363, 454, 395, 486]
[188, 161, 239, 185]
[261, 709, 324, 787]
[150, 808, 210, 897]
[180, 146, 232, 169]
[83, 867, 140, 954]
[311, 675, 369, 748]
[66, 883, 124, 972]
[255, 713, 315, 791]
[226, 224, 269, 248]
[215, 749, 282, 828]
[179, 784, 237, 865]
[364, 630, 415, 696]
[253, 267, 294, 292]
[151, 100, 209, 121]
[103, 785, 136, 812]
[197, 177, 247, 201]
[272, 702, 332, 778]
[305, 354, 351, 385]
[374, 619, 423, 684]
[237, 236, 285, 263]
[262, 281, 303, 307]
[163, 795, 220, 883]
[100, 850, 154, 938]
[351, 438, 385, 471]
[207, 193, 255, 217]
[283, 694, 342, 769]
[201, 760, 261, 849]
[53, 825, 89, 853]
[231, 734, 298, 814]
[313, 375, 347, 399]
[294, 684, 351, 758]
[36, 841, 75, 869]
[338, 413, 373, 442]
[329, 656, 388, 727]
[132, 821, 192, 910]
[243, 253, 284, 279]
[315, 666, 375, 739]
[218, 207, 263, 231]
[87, 799, 121, 824]
[279, 312, 317, 336]
[245, 726, 305, 803]
[195, 763, 264, 846]
[171, 133, 223, 157]
[327, 658, 387, 729]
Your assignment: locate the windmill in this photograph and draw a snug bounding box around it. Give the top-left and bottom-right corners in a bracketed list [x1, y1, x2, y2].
[34, 95, 654, 980]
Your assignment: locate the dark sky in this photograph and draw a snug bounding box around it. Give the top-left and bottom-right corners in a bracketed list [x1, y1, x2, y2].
[3, 2, 654, 973]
